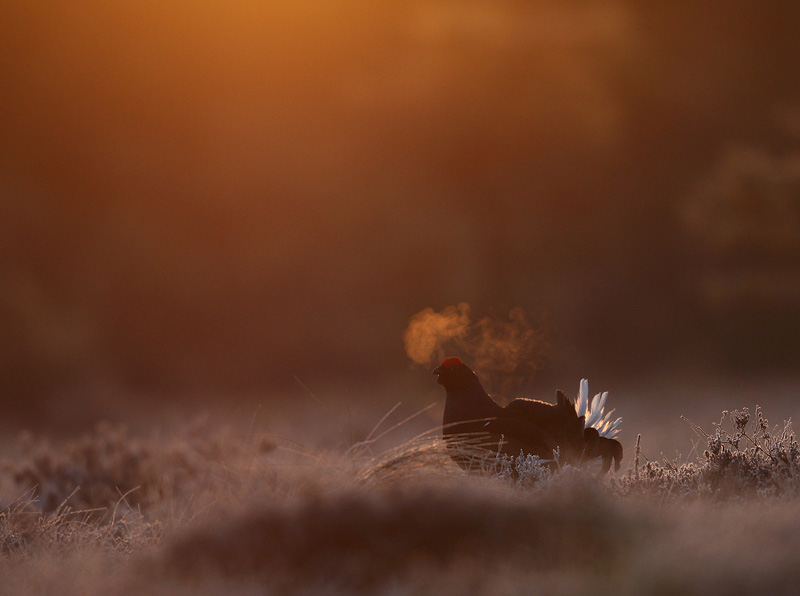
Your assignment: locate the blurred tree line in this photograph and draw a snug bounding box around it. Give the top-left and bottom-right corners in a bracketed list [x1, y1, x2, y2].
[2, 0, 800, 415]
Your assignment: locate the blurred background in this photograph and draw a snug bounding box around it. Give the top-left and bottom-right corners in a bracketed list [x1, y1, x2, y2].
[2, 1, 800, 434]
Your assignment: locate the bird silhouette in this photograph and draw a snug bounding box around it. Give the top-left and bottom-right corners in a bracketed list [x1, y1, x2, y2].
[432, 356, 622, 473]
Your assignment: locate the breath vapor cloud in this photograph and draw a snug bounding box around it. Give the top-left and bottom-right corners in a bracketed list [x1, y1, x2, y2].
[403, 303, 548, 396]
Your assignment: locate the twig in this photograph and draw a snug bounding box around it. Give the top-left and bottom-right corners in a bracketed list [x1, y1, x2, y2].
[681, 415, 709, 438]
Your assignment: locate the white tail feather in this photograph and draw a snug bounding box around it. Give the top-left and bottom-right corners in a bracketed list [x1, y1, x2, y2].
[573, 380, 622, 439]
[576, 379, 589, 418]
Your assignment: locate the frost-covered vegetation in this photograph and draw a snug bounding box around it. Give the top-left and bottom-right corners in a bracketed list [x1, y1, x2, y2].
[617, 407, 800, 500]
[1, 402, 800, 596]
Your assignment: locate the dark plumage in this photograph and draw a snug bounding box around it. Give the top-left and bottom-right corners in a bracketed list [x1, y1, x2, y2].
[432, 356, 622, 473]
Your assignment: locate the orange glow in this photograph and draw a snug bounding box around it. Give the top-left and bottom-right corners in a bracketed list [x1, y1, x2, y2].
[2, 1, 800, 409]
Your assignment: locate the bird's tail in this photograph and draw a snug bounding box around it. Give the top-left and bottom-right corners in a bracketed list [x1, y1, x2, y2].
[574, 379, 622, 439]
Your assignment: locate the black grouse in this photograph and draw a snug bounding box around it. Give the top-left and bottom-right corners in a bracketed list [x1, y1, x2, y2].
[432, 356, 622, 473]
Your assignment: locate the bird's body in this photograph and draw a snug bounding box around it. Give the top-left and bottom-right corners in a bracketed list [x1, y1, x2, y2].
[433, 357, 622, 473]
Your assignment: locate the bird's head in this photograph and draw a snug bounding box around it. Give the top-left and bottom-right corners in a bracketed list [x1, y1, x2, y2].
[432, 356, 482, 392]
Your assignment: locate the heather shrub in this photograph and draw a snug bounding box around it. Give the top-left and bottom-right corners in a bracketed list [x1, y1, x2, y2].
[616, 406, 799, 499]
[701, 406, 799, 494]
[2, 419, 275, 516]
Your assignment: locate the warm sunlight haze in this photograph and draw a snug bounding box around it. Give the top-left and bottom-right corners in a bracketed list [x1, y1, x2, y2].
[2, 2, 800, 595]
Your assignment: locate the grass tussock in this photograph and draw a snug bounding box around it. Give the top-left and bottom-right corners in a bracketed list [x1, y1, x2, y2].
[1, 401, 800, 596]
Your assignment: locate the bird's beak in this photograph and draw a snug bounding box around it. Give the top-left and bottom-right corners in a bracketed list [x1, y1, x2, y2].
[432, 366, 442, 375]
